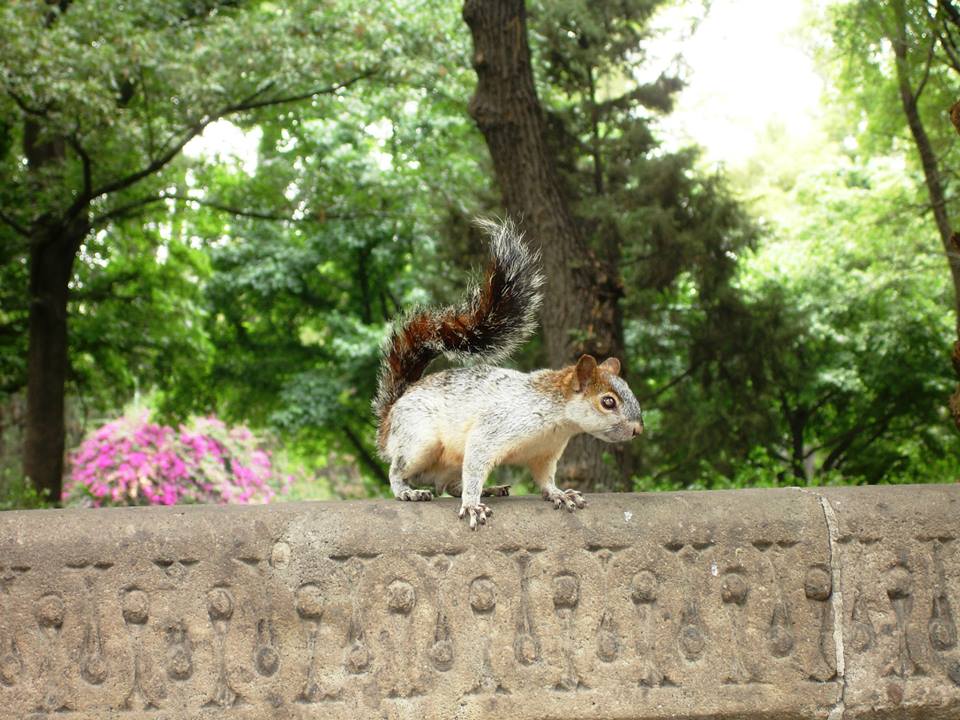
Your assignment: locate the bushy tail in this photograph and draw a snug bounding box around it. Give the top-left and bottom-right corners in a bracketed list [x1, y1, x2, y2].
[374, 218, 544, 426]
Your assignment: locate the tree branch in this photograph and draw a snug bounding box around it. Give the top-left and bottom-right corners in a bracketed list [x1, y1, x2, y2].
[341, 424, 388, 485]
[70, 271, 141, 303]
[89, 195, 168, 227]
[85, 70, 375, 207]
[161, 193, 319, 223]
[819, 406, 899, 473]
[640, 364, 698, 403]
[940, 0, 960, 28]
[218, 69, 374, 113]
[769, 447, 791, 464]
[67, 134, 92, 201]
[89, 121, 210, 203]
[849, 413, 899, 461]
[931, 9, 960, 75]
[0, 210, 30, 238]
[6, 89, 47, 117]
[148, 80, 276, 165]
[139, 64, 157, 159]
[914, 35, 937, 100]
[91, 191, 411, 229]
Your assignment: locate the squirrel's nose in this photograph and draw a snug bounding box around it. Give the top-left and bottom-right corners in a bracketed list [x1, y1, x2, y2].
[631, 421, 643, 438]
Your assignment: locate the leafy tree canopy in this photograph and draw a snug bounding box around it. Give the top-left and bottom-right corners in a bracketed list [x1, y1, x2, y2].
[0, 0, 957, 505]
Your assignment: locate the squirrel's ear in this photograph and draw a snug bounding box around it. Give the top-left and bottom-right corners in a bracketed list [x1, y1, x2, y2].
[574, 354, 598, 392]
[599, 357, 621, 376]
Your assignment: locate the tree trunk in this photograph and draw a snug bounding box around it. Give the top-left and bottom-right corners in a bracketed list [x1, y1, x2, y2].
[21, 113, 87, 503]
[23, 221, 86, 503]
[780, 397, 808, 482]
[891, 13, 960, 429]
[462, 0, 628, 490]
[893, 54, 960, 334]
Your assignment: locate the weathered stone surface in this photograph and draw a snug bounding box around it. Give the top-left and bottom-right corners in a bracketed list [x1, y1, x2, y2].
[820, 485, 960, 719]
[0, 485, 956, 718]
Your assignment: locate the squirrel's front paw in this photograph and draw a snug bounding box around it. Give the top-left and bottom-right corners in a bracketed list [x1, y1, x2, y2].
[397, 489, 433, 502]
[458, 502, 492, 530]
[543, 488, 586, 512]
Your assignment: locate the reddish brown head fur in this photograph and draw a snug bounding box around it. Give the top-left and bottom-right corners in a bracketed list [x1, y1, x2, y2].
[573, 354, 622, 393]
[531, 354, 624, 401]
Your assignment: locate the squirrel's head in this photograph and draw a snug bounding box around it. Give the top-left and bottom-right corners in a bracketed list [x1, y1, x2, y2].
[564, 354, 643, 443]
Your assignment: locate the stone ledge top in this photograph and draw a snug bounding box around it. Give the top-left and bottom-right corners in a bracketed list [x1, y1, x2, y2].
[0, 484, 957, 719]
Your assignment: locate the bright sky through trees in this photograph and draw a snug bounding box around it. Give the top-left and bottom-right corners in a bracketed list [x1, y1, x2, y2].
[186, 0, 827, 175]
[650, 0, 824, 166]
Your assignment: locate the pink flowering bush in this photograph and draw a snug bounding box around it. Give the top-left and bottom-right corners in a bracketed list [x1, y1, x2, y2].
[65, 412, 292, 507]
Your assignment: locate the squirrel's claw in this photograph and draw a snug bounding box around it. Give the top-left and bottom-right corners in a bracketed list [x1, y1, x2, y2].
[397, 489, 433, 502]
[458, 502, 492, 530]
[543, 488, 586, 512]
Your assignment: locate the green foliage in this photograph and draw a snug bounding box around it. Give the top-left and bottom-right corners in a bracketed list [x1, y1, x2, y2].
[0, 468, 51, 511]
[826, 0, 959, 163]
[0, 253, 27, 396]
[74, 224, 215, 409]
[640, 131, 960, 486]
[618, 0, 960, 489]
[0, 0, 381, 215]
[155, 43, 491, 472]
[1, 0, 957, 502]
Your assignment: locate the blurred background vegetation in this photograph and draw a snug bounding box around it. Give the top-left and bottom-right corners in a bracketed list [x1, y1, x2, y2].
[1, 0, 958, 509]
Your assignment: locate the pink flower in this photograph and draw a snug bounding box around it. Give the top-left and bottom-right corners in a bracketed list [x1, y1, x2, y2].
[161, 484, 178, 505]
[66, 411, 289, 508]
[169, 456, 187, 480]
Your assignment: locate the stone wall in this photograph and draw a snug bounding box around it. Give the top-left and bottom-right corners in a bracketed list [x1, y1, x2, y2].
[0, 485, 958, 719]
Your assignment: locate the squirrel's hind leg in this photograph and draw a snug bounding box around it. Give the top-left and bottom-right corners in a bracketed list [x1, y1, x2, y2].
[446, 482, 511, 498]
[482, 484, 511, 497]
[389, 458, 433, 502]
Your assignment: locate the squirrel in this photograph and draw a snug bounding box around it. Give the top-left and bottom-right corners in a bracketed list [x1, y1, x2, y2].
[373, 218, 643, 529]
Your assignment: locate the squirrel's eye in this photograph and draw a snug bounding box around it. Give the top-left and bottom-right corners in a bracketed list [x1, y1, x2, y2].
[601, 395, 617, 410]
